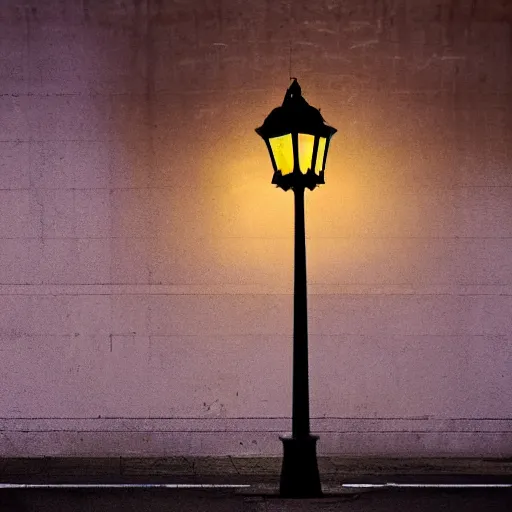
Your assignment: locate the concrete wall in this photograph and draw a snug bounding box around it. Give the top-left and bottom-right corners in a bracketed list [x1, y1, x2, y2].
[0, 0, 511, 457]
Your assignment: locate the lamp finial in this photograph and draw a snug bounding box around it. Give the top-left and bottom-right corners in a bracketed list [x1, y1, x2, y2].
[283, 78, 302, 105]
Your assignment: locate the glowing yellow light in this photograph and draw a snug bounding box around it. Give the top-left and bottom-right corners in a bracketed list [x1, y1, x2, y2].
[269, 134, 293, 175]
[316, 137, 326, 172]
[298, 133, 314, 174]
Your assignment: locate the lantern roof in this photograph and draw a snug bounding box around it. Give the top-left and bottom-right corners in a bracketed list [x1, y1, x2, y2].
[255, 79, 337, 139]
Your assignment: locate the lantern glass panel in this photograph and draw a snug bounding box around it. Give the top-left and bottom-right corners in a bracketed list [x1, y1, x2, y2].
[298, 133, 315, 174]
[315, 137, 327, 172]
[269, 134, 294, 175]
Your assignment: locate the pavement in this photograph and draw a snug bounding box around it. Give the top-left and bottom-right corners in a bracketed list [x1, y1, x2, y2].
[1, 487, 512, 512]
[0, 458, 511, 512]
[0, 456, 511, 486]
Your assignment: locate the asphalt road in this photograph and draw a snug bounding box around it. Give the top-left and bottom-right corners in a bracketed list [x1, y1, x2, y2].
[0, 488, 511, 512]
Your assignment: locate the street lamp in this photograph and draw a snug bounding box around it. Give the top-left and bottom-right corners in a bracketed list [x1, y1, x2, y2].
[256, 79, 337, 498]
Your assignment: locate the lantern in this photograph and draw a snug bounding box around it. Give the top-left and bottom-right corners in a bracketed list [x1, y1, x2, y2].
[255, 79, 337, 191]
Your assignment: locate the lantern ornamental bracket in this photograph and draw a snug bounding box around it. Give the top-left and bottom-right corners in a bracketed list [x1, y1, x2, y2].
[255, 79, 337, 191]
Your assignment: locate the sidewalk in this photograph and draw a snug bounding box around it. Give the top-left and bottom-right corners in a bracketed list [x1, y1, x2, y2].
[1, 457, 511, 485]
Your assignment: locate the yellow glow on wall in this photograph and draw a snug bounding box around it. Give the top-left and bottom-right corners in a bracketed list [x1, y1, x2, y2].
[206, 150, 295, 285]
[269, 134, 294, 175]
[155, 87, 430, 287]
[298, 133, 314, 173]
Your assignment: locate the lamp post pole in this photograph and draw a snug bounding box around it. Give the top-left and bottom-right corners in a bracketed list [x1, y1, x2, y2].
[279, 183, 322, 498]
[292, 184, 309, 438]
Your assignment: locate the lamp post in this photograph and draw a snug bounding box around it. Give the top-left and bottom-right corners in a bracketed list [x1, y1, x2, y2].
[256, 80, 337, 498]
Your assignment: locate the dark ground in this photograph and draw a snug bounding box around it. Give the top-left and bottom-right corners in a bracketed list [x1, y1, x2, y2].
[0, 488, 511, 512]
[0, 457, 511, 511]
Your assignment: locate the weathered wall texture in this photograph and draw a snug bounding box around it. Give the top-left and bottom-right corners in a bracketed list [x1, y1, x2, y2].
[0, 0, 511, 456]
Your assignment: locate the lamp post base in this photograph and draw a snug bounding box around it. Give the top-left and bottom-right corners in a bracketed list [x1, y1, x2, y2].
[279, 435, 322, 498]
